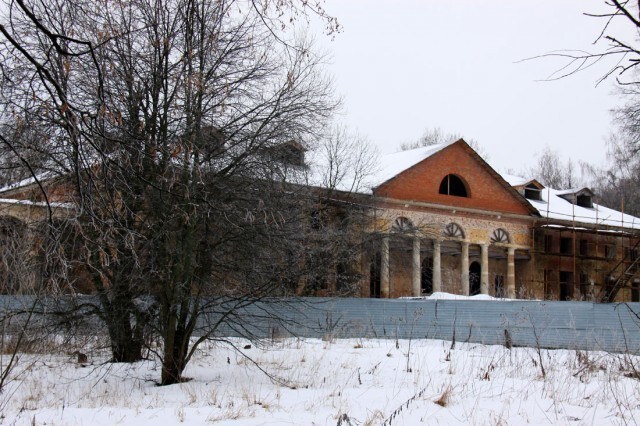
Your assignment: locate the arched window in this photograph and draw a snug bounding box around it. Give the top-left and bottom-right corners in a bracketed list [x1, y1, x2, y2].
[439, 174, 468, 197]
[392, 217, 414, 232]
[491, 228, 510, 244]
[443, 222, 465, 239]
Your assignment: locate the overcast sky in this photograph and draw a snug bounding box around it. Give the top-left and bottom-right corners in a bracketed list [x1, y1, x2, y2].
[314, 0, 635, 176]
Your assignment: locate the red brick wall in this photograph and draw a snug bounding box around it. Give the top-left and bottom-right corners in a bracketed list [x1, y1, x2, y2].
[374, 143, 531, 215]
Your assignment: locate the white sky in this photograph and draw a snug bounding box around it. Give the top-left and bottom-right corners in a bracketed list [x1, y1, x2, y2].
[315, 0, 636, 175]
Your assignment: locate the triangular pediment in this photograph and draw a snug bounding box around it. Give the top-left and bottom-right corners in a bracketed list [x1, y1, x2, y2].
[373, 139, 538, 216]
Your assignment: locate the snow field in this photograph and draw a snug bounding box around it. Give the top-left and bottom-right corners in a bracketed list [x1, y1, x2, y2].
[2, 336, 640, 425]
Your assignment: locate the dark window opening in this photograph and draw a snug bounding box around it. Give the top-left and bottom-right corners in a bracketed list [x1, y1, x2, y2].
[310, 209, 327, 230]
[469, 261, 481, 296]
[544, 269, 556, 299]
[309, 274, 328, 292]
[494, 274, 505, 298]
[560, 237, 572, 254]
[269, 141, 305, 167]
[336, 261, 357, 294]
[439, 174, 468, 197]
[579, 239, 588, 256]
[605, 244, 615, 259]
[559, 271, 574, 301]
[544, 235, 553, 253]
[626, 247, 639, 261]
[524, 185, 542, 201]
[579, 273, 590, 299]
[576, 194, 593, 208]
[632, 282, 640, 302]
[369, 252, 381, 298]
[421, 257, 433, 294]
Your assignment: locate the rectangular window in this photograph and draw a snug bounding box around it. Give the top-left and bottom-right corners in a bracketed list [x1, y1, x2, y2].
[560, 237, 572, 254]
[544, 269, 556, 299]
[524, 187, 542, 201]
[579, 239, 588, 256]
[579, 272, 590, 300]
[559, 271, 574, 301]
[544, 235, 553, 253]
[633, 281, 640, 303]
[605, 244, 615, 259]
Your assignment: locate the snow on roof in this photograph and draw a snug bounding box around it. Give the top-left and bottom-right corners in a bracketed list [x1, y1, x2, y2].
[0, 198, 74, 209]
[401, 291, 510, 301]
[501, 174, 538, 188]
[373, 142, 452, 187]
[297, 144, 640, 231]
[555, 187, 594, 196]
[0, 172, 54, 194]
[304, 142, 453, 195]
[505, 175, 640, 230]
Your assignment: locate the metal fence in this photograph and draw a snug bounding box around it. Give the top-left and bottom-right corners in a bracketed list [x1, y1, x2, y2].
[2, 296, 640, 353]
[218, 298, 640, 353]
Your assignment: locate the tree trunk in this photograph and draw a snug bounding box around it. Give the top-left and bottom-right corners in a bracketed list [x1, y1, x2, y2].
[160, 323, 189, 385]
[106, 305, 144, 363]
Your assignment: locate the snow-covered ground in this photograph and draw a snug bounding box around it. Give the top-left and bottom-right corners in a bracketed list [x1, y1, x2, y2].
[3, 336, 640, 425]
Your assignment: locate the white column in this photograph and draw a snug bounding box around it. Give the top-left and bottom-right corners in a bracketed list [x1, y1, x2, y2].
[507, 246, 516, 299]
[412, 237, 421, 297]
[461, 241, 470, 296]
[481, 243, 489, 295]
[381, 235, 390, 298]
[433, 239, 442, 293]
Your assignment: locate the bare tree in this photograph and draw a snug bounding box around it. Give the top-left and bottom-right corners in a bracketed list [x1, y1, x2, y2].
[525, 146, 581, 189]
[399, 126, 488, 160]
[583, 133, 640, 216]
[528, 1, 640, 84]
[0, 0, 343, 385]
[312, 125, 379, 195]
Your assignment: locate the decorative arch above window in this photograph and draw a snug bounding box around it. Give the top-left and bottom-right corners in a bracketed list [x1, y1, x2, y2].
[443, 222, 465, 239]
[491, 228, 510, 244]
[392, 217, 414, 232]
[439, 174, 468, 197]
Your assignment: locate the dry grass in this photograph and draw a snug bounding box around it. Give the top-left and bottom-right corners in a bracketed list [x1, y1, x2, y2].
[434, 384, 452, 407]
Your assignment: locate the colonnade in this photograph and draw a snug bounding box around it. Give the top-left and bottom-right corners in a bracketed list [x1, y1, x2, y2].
[378, 235, 517, 299]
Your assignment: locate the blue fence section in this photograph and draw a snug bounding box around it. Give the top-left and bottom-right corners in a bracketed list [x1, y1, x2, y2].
[217, 298, 640, 353]
[2, 296, 640, 353]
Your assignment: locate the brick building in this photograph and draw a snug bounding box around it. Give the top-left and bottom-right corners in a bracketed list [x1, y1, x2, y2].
[1, 138, 639, 301]
[338, 139, 640, 302]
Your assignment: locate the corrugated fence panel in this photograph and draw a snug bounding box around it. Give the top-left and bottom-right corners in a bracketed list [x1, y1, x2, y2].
[212, 298, 640, 353]
[2, 296, 640, 352]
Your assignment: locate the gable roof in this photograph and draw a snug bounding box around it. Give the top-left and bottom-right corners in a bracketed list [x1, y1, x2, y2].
[371, 139, 539, 216]
[555, 187, 595, 197]
[372, 141, 454, 187]
[510, 178, 544, 190]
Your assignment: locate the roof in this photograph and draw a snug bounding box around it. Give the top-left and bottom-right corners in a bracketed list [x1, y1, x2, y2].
[308, 139, 538, 215]
[304, 141, 454, 194]
[0, 173, 53, 194]
[555, 187, 595, 197]
[372, 142, 453, 187]
[502, 175, 640, 230]
[372, 140, 539, 216]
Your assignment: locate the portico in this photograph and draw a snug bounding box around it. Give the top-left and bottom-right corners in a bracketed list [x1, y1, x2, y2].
[369, 217, 530, 299]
